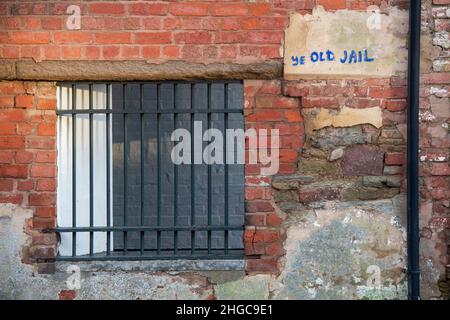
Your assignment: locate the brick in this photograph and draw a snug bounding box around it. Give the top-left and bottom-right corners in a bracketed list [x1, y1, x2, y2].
[35, 207, 56, 219]
[163, 46, 180, 58]
[29, 193, 56, 206]
[129, 3, 168, 16]
[59, 290, 76, 300]
[0, 151, 14, 163]
[247, 31, 283, 44]
[212, 4, 248, 16]
[10, 32, 50, 44]
[0, 96, 14, 108]
[31, 165, 56, 178]
[26, 137, 55, 149]
[23, 17, 41, 29]
[245, 213, 266, 226]
[384, 99, 407, 111]
[121, 46, 140, 59]
[0, 179, 13, 191]
[284, 110, 302, 122]
[242, 18, 260, 30]
[122, 17, 142, 30]
[245, 201, 274, 213]
[1, 131, 23, 148]
[170, 3, 209, 16]
[214, 32, 246, 44]
[29, 245, 55, 259]
[0, 165, 28, 178]
[302, 97, 339, 108]
[220, 46, 237, 59]
[265, 242, 284, 256]
[95, 32, 132, 44]
[85, 46, 101, 59]
[342, 145, 385, 176]
[135, 32, 172, 44]
[174, 32, 212, 44]
[279, 149, 298, 162]
[430, 163, 450, 176]
[15, 95, 34, 109]
[35, 179, 56, 192]
[17, 180, 33, 191]
[37, 98, 56, 110]
[102, 46, 120, 59]
[245, 187, 271, 201]
[250, 3, 272, 16]
[62, 47, 82, 59]
[385, 152, 406, 165]
[318, 0, 347, 10]
[142, 46, 160, 58]
[0, 194, 23, 204]
[43, 46, 61, 59]
[89, 3, 125, 15]
[0, 109, 26, 122]
[32, 217, 55, 229]
[0, 123, 15, 135]
[54, 32, 93, 44]
[264, 213, 281, 228]
[15, 151, 33, 164]
[42, 17, 62, 30]
[246, 110, 284, 122]
[142, 17, 161, 30]
[32, 232, 57, 246]
[244, 242, 265, 256]
[37, 123, 55, 136]
[17, 123, 33, 136]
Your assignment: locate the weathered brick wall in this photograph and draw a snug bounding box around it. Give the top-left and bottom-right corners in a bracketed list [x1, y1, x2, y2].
[419, 0, 450, 299]
[0, 81, 57, 273]
[0, 0, 448, 299]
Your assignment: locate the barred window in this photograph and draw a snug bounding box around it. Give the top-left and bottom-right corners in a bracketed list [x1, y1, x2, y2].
[56, 82, 244, 261]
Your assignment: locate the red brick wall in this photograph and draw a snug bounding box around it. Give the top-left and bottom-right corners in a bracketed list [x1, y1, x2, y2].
[0, 81, 57, 271]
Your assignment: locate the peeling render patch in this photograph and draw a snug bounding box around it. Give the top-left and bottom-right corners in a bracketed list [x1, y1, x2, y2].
[302, 107, 382, 133]
[284, 6, 408, 79]
[274, 198, 408, 299]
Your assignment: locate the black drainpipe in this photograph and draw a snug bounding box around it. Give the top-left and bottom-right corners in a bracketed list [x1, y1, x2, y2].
[407, 0, 421, 300]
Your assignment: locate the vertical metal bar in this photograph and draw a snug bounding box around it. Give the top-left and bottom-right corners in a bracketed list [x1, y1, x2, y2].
[71, 84, 77, 257]
[174, 85, 178, 255]
[224, 83, 229, 255]
[156, 84, 161, 255]
[106, 84, 111, 256]
[407, 0, 421, 300]
[89, 84, 94, 256]
[207, 83, 212, 255]
[140, 84, 144, 256]
[190, 84, 195, 255]
[123, 84, 128, 255]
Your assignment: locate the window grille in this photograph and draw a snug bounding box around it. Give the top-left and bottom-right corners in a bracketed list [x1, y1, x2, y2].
[55, 82, 244, 261]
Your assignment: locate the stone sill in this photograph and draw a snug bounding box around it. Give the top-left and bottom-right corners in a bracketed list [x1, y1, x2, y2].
[55, 259, 244, 273]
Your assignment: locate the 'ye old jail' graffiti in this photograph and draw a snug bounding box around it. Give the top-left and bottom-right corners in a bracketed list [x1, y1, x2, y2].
[291, 49, 375, 66]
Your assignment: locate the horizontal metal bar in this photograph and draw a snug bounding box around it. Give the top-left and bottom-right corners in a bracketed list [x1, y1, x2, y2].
[56, 254, 244, 261]
[56, 109, 242, 115]
[53, 225, 243, 232]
